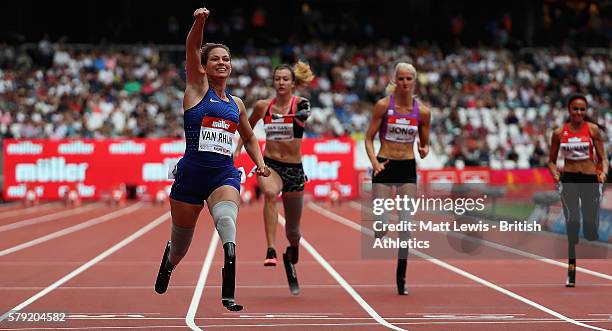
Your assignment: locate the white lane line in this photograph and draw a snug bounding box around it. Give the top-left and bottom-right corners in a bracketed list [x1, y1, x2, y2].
[0, 203, 59, 218]
[2, 319, 612, 330]
[186, 232, 219, 331]
[4, 282, 611, 291]
[278, 214, 406, 331]
[309, 202, 611, 331]
[0, 203, 143, 257]
[0, 204, 100, 233]
[347, 201, 612, 282]
[0, 211, 171, 322]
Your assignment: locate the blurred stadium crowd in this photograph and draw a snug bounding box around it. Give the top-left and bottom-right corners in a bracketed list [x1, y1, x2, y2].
[0, 39, 610, 169]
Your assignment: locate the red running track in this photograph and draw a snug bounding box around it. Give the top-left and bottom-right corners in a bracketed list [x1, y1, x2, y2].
[0, 200, 610, 330]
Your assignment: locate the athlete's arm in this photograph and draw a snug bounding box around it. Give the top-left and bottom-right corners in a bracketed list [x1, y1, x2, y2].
[590, 123, 608, 183]
[234, 96, 270, 177]
[184, 7, 209, 110]
[295, 97, 311, 125]
[417, 102, 431, 159]
[548, 128, 562, 182]
[234, 100, 267, 159]
[365, 98, 389, 176]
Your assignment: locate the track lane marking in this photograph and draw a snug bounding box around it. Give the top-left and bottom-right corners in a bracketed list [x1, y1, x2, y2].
[0, 203, 100, 233]
[0, 211, 171, 322]
[278, 214, 407, 331]
[0, 203, 144, 257]
[310, 202, 610, 331]
[186, 232, 219, 331]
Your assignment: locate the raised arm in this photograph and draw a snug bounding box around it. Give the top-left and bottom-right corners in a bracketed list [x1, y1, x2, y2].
[548, 128, 562, 182]
[365, 98, 388, 176]
[183, 7, 209, 110]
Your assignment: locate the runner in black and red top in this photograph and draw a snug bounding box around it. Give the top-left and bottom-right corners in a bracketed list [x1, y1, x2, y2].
[548, 93, 607, 287]
[235, 61, 314, 295]
[365, 62, 431, 295]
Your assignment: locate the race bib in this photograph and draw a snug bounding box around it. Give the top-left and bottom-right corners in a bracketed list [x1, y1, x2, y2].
[384, 116, 418, 143]
[560, 137, 590, 160]
[264, 116, 294, 141]
[199, 116, 237, 156]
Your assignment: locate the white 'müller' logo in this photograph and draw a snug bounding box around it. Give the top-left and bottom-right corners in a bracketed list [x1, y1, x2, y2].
[212, 120, 230, 129]
[15, 157, 89, 182]
[7, 141, 43, 155]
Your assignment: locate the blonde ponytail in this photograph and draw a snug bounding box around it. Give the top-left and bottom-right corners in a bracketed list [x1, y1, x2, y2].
[294, 60, 314, 87]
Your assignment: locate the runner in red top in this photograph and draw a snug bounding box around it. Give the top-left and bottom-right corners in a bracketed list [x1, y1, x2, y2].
[548, 93, 608, 287]
[235, 61, 313, 295]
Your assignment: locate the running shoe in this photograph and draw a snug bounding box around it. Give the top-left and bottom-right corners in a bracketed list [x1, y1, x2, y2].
[264, 247, 277, 266]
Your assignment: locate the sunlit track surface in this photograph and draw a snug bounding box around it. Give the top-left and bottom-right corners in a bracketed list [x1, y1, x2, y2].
[0, 201, 609, 331]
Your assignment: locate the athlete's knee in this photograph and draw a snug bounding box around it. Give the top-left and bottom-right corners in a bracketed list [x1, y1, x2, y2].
[282, 195, 303, 246]
[212, 201, 238, 245]
[286, 227, 301, 245]
[168, 222, 195, 265]
[263, 189, 279, 201]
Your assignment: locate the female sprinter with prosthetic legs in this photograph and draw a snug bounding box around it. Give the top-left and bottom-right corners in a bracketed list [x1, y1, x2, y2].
[365, 62, 431, 295]
[548, 94, 607, 287]
[154, 6, 270, 311]
[235, 62, 314, 294]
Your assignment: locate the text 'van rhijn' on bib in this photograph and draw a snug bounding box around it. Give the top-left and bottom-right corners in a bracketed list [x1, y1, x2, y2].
[199, 116, 238, 156]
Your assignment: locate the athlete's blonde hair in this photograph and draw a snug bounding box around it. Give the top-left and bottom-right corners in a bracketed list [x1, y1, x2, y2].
[274, 60, 314, 88]
[385, 62, 417, 95]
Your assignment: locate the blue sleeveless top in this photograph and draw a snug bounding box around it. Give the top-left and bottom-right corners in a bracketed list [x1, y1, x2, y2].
[183, 88, 240, 167]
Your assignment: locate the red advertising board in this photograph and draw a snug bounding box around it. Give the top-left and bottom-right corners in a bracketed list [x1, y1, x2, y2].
[419, 168, 554, 185]
[2, 139, 183, 200]
[2, 138, 357, 201]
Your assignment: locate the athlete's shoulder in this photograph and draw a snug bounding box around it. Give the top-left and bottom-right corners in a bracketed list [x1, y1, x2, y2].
[586, 121, 600, 131]
[416, 99, 431, 114]
[252, 98, 271, 113]
[230, 95, 246, 111]
[586, 121, 602, 137]
[254, 98, 272, 108]
[374, 96, 391, 109]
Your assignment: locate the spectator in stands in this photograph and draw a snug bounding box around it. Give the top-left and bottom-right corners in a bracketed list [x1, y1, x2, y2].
[0, 39, 609, 168]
